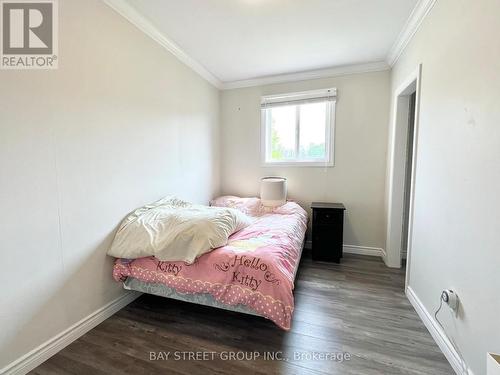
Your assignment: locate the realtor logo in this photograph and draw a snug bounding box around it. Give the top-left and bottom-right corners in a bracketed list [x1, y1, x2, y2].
[1, 0, 58, 69]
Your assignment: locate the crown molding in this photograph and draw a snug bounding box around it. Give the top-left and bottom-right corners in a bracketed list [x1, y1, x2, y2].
[103, 0, 223, 89]
[220, 61, 390, 90]
[103, 0, 432, 90]
[386, 0, 437, 66]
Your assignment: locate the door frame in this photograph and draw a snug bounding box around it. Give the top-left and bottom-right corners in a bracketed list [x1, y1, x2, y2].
[385, 64, 422, 291]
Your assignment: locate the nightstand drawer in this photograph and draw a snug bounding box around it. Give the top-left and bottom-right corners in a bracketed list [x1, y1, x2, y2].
[314, 209, 343, 226]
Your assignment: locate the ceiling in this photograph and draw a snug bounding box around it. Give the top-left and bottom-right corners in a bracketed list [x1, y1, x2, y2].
[122, 0, 419, 84]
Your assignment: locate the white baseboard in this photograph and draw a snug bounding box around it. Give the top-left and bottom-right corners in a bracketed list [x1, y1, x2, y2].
[343, 245, 386, 257]
[1, 291, 141, 375]
[304, 241, 385, 258]
[406, 286, 473, 375]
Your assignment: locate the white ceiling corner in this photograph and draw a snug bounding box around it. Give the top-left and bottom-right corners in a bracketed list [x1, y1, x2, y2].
[103, 0, 223, 88]
[104, 0, 433, 89]
[386, 0, 438, 66]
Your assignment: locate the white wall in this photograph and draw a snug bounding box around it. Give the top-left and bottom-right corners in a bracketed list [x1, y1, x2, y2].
[0, 0, 219, 370]
[220, 71, 390, 250]
[390, 0, 500, 373]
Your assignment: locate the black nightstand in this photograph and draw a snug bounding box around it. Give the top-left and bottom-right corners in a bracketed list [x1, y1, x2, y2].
[311, 202, 346, 263]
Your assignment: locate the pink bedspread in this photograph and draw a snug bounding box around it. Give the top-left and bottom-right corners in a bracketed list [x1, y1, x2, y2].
[112, 198, 308, 330]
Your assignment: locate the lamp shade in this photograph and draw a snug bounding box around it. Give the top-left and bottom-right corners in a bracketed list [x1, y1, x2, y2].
[260, 177, 287, 207]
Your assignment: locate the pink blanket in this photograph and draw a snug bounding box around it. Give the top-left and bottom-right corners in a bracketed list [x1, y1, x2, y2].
[112, 197, 308, 330]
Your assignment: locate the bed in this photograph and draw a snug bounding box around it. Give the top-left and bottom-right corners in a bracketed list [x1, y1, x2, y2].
[112, 196, 308, 330]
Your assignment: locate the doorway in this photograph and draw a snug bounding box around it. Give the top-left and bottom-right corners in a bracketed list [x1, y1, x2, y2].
[401, 92, 416, 263]
[385, 65, 421, 290]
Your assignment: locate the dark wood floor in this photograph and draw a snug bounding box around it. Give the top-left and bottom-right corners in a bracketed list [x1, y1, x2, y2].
[31, 253, 453, 375]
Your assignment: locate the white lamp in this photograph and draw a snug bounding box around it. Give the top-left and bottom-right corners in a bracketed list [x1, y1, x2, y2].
[260, 177, 287, 207]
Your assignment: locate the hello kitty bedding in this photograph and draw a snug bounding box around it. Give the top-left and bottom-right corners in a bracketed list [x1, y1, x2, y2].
[112, 196, 308, 330]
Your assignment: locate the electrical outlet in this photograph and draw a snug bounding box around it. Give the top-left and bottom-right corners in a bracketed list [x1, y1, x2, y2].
[441, 289, 459, 311]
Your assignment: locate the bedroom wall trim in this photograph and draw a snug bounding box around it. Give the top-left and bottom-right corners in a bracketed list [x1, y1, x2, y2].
[1, 291, 141, 375]
[406, 286, 474, 375]
[221, 61, 390, 90]
[343, 245, 386, 258]
[103, 0, 435, 89]
[101, 1, 391, 91]
[304, 241, 386, 258]
[102, 0, 222, 89]
[386, 0, 438, 66]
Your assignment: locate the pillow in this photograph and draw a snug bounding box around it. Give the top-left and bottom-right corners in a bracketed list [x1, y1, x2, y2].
[210, 196, 263, 216]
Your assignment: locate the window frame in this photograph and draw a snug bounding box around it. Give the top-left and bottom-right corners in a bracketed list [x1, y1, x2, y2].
[260, 88, 336, 167]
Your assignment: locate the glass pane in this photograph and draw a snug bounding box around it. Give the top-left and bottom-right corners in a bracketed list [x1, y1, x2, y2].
[298, 102, 327, 160]
[268, 105, 297, 161]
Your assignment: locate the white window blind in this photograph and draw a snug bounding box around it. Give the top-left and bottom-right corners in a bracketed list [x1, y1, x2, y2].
[261, 88, 337, 108]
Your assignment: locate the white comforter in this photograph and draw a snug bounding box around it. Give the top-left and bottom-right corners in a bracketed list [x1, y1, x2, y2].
[107, 197, 252, 263]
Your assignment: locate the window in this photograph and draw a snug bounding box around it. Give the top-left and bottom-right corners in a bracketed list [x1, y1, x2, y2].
[261, 88, 336, 166]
